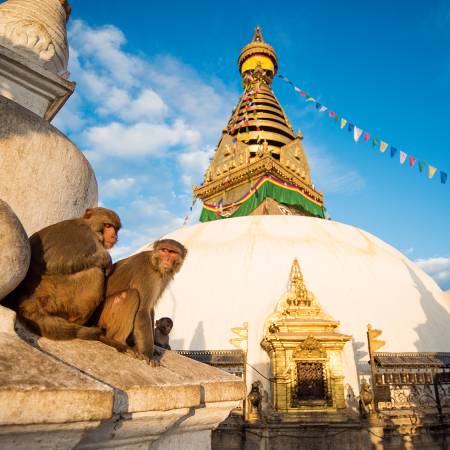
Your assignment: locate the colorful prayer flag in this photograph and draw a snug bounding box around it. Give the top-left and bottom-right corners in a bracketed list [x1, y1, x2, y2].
[409, 156, 416, 168]
[354, 126, 363, 142]
[363, 132, 370, 142]
[319, 106, 328, 113]
[315, 102, 322, 109]
[390, 147, 398, 158]
[399, 151, 407, 164]
[418, 161, 425, 172]
[428, 166, 437, 179]
[306, 96, 315, 102]
[347, 123, 354, 133]
[440, 171, 448, 184]
[340, 118, 347, 129]
[329, 111, 336, 117]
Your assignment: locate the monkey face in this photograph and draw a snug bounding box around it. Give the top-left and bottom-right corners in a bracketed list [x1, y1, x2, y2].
[158, 247, 181, 271]
[103, 223, 118, 249]
[158, 319, 173, 336]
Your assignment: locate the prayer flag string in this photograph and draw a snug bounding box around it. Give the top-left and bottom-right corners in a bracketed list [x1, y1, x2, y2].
[276, 74, 447, 185]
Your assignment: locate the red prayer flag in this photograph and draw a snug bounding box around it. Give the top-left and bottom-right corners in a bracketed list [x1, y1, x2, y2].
[409, 156, 417, 168]
[328, 111, 336, 117]
[363, 132, 370, 142]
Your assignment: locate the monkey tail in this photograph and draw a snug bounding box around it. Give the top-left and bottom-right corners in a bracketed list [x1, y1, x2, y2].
[19, 299, 101, 340]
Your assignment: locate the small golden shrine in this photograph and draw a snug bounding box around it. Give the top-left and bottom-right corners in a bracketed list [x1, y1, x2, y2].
[261, 258, 351, 414]
[193, 27, 324, 222]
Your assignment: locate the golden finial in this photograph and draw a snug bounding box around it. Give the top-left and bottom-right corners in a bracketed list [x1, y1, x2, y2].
[238, 27, 278, 79]
[252, 26, 264, 42]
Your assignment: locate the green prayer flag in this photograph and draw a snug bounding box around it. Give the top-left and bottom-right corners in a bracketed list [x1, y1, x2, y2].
[418, 161, 425, 172]
[372, 138, 379, 147]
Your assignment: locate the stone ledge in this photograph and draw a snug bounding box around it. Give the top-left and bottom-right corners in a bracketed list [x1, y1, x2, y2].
[36, 337, 246, 414]
[0, 307, 245, 448]
[0, 331, 113, 425]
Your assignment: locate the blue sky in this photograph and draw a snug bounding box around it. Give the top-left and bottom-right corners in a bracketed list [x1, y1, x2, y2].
[53, 0, 450, 289]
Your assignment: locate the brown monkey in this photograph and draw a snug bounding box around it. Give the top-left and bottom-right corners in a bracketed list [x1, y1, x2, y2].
[154, 317, 173, 350]
[97, 239, 187, 364]
[4, 207, 121, 342]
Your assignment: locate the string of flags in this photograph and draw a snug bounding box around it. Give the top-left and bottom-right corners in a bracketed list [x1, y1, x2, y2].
[183, 197, 197, 226]
[276, 74, 448, 185]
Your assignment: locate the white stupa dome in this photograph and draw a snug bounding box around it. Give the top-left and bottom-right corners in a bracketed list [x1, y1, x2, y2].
[0, 0, 69, 77]
[147, 215, 450, 394]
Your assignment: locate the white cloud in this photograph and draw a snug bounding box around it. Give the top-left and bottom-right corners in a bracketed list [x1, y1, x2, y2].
[177, 146, 214, 187]
[100, 177, 136, 198]
[120, 89, 168, 122]
[308, 144, 366, 194]
[415, 256, 450, 287]
[83, 119, 200, 159]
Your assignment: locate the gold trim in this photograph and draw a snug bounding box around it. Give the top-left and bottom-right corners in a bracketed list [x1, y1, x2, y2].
[194, 155, 323, 205]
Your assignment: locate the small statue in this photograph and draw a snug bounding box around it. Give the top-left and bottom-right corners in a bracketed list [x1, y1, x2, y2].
[247, 381, 262, 422]
[359, 379, 373, 418]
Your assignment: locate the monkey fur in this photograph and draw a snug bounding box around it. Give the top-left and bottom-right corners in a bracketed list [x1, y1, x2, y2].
[4, 208, 121, 342]
[96, 239, 187, 364]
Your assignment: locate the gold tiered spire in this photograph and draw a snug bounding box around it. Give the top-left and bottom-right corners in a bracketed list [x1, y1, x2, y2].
[194, 27, 325, 222]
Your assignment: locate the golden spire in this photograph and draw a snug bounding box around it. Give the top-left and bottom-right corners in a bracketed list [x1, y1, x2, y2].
[193, 28, 324, 222]
[288, 258, 310, 306]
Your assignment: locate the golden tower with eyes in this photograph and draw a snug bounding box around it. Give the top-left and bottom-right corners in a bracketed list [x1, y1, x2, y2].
[194, 27, 324, 221]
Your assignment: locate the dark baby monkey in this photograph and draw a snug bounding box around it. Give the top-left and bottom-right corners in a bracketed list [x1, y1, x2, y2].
[154, 317, 173, 350]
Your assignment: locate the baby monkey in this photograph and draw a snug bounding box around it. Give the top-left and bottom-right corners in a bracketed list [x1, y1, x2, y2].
[154, 317, 173, 350]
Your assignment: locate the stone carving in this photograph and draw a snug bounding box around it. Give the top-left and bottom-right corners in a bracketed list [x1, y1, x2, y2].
[2, 19, 55, 61]
[358, 379, 373, 418]
[0, 0, 70, 76]
[247, 381, 262, 422]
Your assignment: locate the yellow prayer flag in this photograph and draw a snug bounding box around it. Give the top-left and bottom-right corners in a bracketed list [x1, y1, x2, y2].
[428, 165, 437, 179]
[380, 141, 388, 153]
[340, 118, 347, 129]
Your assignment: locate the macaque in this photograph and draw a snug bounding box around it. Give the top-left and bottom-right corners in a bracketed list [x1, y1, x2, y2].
[154, 317, 173, 350]
[97, 239, 187, 364]
[4, 207, 121, 342]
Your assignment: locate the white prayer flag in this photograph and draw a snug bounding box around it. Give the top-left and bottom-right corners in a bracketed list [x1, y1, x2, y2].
[353, 126, 363, 142]
[399, 151, 407, 164]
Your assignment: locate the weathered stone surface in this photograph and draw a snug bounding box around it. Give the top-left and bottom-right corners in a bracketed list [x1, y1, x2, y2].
[0, 96, 98, 236]
[0, 324, 113, 426]
[0, 199, 30, 301]
[0, 0, 70, 77]
[37, 337, 246, 414]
